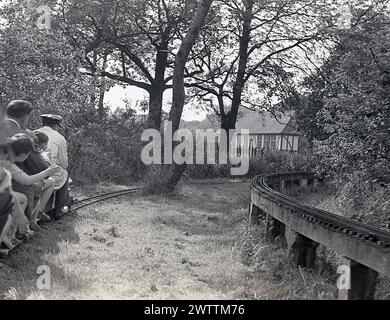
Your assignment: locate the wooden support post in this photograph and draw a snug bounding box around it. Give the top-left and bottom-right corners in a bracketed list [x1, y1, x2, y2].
[307, 179, 315, 191]
[280, 180, 286, 193]
[249, 204, 263, 225]
[288, 232, 319, 269]
[337, 257, 378, 300]
[265, 215, 286, 247]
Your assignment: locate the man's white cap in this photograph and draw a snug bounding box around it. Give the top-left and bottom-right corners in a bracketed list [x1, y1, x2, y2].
[41, 114, 64, 123]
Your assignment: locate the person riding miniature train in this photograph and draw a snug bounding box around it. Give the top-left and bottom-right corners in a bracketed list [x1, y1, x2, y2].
[0, 103, 57, 248]
[36, 114, 71, 219]
[3, 100, 51, 227]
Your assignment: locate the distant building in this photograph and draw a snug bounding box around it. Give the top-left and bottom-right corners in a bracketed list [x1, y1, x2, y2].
[235, 110, 303, 157]
[176, 110, 305, 158]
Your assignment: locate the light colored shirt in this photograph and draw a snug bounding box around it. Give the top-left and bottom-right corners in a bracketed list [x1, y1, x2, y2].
[40, 151, 68, 190]
[37, 126, 68, 169]
[0, 167, 12, 193]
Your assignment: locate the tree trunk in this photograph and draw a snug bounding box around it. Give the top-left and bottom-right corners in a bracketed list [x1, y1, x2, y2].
[165, 0, 214, 190]
[169, 0, 214, 132]
[147, 39, 169, 130]
[221, 0, 253, 131]
[148, 85, 164, 129]
[98, 54, 108, 120]
[221, 113, 236, 154]
[90, 50, 98, 109]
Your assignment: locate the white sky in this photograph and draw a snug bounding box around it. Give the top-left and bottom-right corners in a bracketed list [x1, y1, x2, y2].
[104, 85, 208, 122]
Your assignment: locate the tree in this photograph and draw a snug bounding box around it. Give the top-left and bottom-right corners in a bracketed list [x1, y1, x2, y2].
[0, 0, 92, 127]
[165, 0, 214, 189]
[297, 7, 390, 184]
[183, 0, 336, 132]
[169, 0, 214, 131]
[59, 0, 196, 129]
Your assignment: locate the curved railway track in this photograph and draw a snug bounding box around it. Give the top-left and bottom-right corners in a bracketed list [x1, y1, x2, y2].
[252, 173, 390, 250]
[250, 172, 390, 299]
[71, 186, 142, 211]
[0, 186, 142, 257]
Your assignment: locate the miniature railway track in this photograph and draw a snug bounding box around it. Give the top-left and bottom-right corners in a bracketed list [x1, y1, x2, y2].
[252, 173, 390, 250]
[71, 187, 142, 211]
[0, 186, 142, 257]
[250, 172, 390, 299]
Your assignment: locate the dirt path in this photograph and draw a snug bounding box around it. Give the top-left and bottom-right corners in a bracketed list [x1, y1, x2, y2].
[0, 180, 276, 300]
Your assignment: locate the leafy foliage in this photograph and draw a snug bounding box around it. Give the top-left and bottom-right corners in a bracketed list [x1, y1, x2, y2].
[299, 13, 390, 184]
[0, 0, 146, 184]
[0, 1, 91, 125]
[295, 9, 390, 227]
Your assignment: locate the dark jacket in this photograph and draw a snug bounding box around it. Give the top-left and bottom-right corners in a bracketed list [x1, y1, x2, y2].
[3, 119, 49, 174]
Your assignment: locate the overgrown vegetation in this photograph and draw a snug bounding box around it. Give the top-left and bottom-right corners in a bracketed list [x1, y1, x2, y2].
[294, 184, 390, 299]
[68, 109, 146, 185]
[184, 150, 312, 179]
[238, 224, 338, 300]
[295, 11, 390, 230]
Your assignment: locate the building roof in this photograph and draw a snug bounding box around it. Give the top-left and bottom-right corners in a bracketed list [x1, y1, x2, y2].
[236, 110, 299, 135]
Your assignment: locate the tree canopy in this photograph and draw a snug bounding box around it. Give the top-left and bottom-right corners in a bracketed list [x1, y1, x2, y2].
[295, 8, 390, 184]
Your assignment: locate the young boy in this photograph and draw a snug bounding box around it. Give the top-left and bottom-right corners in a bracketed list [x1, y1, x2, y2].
[6, 134, 60, 231]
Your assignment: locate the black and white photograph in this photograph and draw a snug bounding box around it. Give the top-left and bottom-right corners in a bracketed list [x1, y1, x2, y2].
[0, 0, 389, 304]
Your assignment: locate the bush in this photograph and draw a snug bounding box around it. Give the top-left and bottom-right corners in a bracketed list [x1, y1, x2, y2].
[141, 165, 176, 195]
[68, 110, 147, 185]
[320, 174, 390, 230]
[184, 150, 313, 180]
[246, 150, 313, 177]
[185, 164, 231, 179]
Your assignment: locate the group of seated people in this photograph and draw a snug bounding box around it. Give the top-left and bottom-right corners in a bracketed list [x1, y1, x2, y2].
[0, 100, 71, 254]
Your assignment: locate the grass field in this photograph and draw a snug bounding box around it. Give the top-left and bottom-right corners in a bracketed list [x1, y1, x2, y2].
[0, 179, 260, 299]
[0, 179, 372, 300]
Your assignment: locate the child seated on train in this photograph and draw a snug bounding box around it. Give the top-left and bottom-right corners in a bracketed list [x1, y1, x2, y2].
[5, 134, 60, 232]
[0, 106, 30, 247]
[0, 140, 33, 248]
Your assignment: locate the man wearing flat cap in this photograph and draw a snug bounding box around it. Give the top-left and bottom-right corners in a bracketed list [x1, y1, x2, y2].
[37, 114, 70, 218]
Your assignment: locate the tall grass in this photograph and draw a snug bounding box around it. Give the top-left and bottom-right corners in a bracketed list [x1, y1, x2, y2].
[295, 182, 390, 299]
[184, 150, 312, 180]
[236, 223, 337, 300]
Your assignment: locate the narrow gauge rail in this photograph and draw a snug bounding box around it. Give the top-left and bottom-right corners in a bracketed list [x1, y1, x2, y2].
[250, 172, 390, 300]
[0, 186, 142, 257]
[252, 174, 390, 249]
[72, 187, 141, 211]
